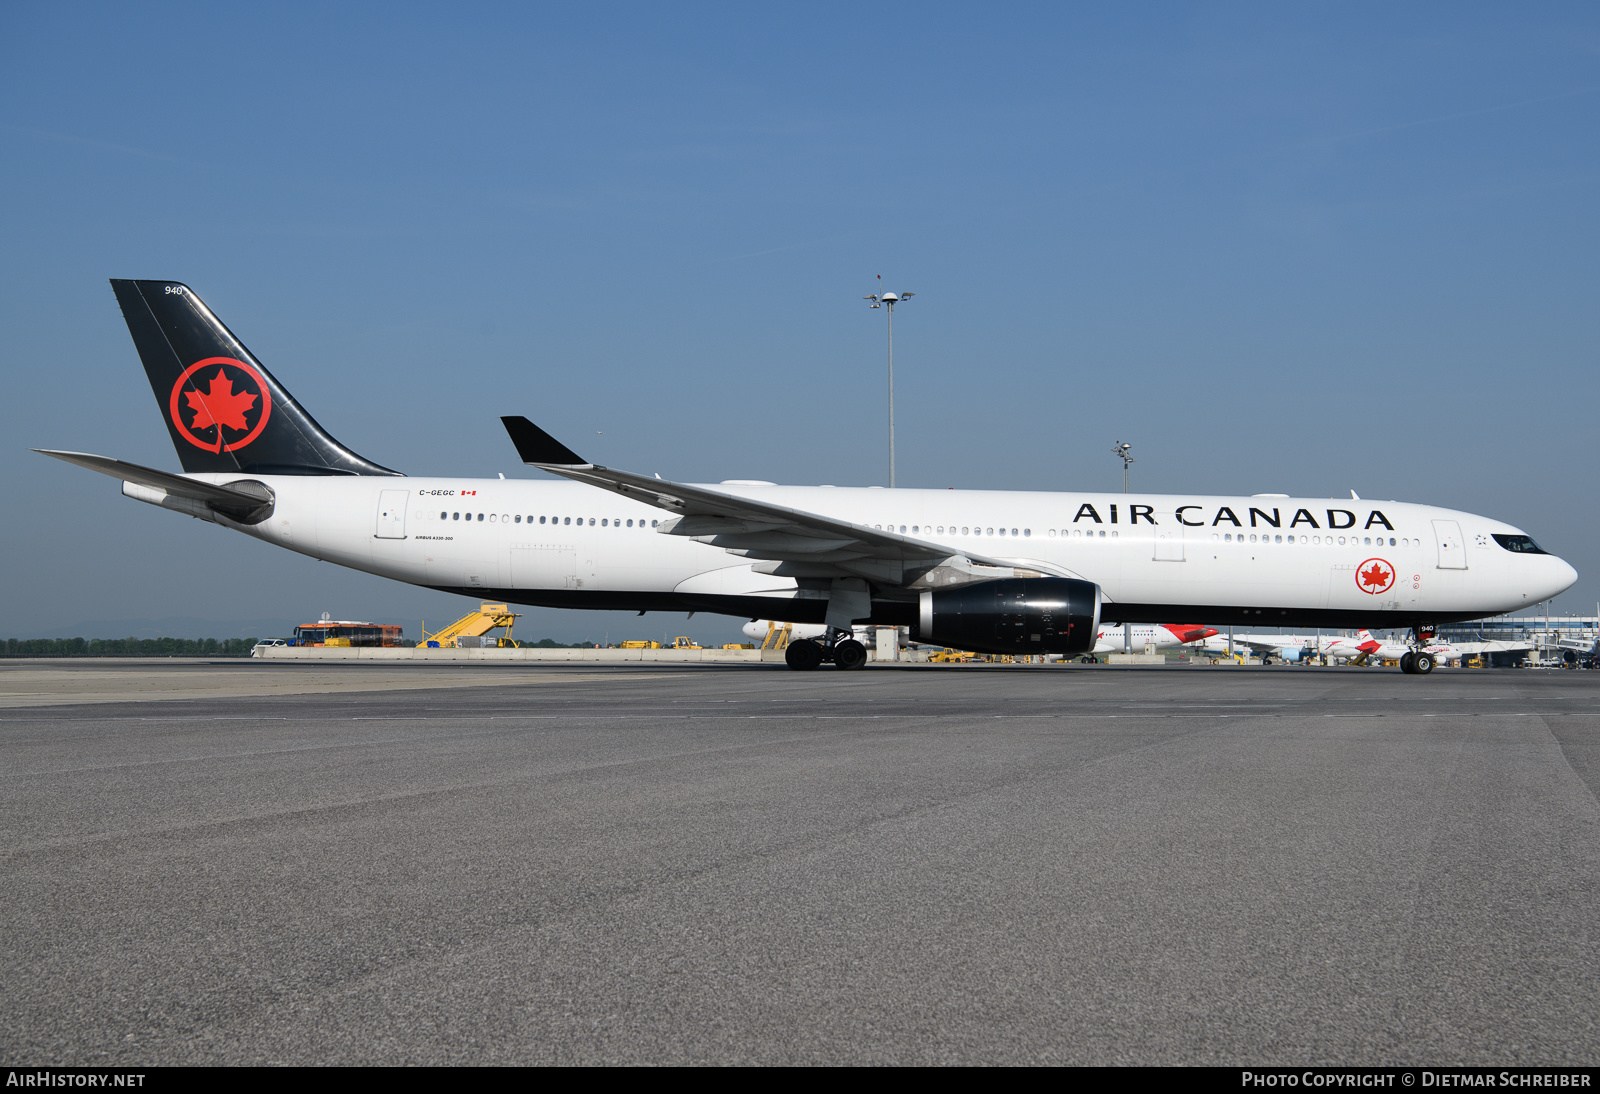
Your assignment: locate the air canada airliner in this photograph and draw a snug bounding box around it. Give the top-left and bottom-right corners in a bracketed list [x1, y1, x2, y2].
[38, 280, 1578, 674]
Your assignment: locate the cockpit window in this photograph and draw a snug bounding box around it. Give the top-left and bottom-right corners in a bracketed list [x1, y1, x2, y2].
[1492, 534, 1548, 555]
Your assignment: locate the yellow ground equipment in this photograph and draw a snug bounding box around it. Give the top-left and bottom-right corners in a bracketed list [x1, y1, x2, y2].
[669, 636, 702, 649]
[760, 622, 794, 651]
[621, 640, 661, 649]
[420, 603, 521, 648]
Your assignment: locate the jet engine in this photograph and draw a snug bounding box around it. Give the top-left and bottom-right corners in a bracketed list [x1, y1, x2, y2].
[915, 577, 1101, 655]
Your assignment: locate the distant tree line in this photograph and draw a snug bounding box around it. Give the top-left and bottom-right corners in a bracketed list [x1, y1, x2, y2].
[1, 637, 261, 658]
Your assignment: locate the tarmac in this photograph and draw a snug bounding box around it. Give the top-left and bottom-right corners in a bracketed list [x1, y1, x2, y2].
[2, 659, 1597, 1065]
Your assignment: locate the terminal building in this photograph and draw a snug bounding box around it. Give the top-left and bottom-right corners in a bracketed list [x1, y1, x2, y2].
[1437, 610, 1598, 666]
[1437, 612, 1598, 643]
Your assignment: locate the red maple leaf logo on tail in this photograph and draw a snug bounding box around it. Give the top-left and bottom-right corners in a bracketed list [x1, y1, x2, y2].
[168, 357, 273, 453]
[184, 367, 258, 432]
[1358, 561, 1393, 593]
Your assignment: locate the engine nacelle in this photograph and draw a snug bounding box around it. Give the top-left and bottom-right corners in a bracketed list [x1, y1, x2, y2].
[915, 578, 1102, 655]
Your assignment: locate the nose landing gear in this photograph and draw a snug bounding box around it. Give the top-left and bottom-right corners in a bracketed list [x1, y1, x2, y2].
[1399, 651, 1435, 674]
[1400, 626, 1437, 674]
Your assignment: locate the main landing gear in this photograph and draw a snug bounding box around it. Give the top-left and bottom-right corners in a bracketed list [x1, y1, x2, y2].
[1399, 626, 1436, 675]
[783, 629, 868, 671]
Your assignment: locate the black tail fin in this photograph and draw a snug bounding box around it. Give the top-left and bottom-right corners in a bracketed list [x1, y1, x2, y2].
[110, 279, 401, 476]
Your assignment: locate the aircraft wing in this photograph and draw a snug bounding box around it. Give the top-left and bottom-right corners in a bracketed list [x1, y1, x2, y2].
[35, 449, 274, 521]
[501, 416, 1063, 590]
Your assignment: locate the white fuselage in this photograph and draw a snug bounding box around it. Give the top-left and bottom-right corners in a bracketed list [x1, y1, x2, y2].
[181, 476, 1576, 625]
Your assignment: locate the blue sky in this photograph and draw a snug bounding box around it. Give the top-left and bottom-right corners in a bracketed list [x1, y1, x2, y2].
[3, 3, 1597, 641]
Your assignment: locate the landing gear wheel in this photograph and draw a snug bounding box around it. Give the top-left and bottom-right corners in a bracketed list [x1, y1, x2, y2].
[1400, 652, 1416, 674]
[1412, 652, 1434, 675]
[785, 640, 823, 671]
[833, 639, 868, 671]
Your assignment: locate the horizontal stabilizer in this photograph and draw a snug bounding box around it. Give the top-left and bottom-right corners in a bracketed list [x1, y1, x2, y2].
[34, 449, 274, 522]
[500, 416, 588, 466]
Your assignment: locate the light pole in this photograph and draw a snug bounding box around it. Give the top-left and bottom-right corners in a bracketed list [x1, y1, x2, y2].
[864, 289, 914, 487]
[1111, 441, 1134, 493]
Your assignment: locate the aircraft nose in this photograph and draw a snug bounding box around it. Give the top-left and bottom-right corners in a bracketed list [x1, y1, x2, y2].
[1546, 556, 1579, 599]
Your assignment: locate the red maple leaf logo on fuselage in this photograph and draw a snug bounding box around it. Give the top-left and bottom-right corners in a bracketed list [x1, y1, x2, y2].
[1357, 560, 1394, 594]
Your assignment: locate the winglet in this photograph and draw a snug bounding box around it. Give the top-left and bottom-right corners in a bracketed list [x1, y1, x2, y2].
[500, 416, 589, 466]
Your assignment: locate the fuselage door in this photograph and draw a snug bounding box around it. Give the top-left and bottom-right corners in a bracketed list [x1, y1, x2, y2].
[1153, 527, 1184, 561]
[376, 490, 408, 539]
[1433, 519, 1467, 569]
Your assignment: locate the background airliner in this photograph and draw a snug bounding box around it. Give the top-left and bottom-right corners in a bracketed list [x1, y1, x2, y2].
[1090, 623, 1218, 655]
[38, 281, 1579, 673]
[1200, 629, 1469, 668]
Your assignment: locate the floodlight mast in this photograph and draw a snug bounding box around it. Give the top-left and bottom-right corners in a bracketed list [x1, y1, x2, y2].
[863, 290, 914, 487]
[1112, 441, 1134, 493]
